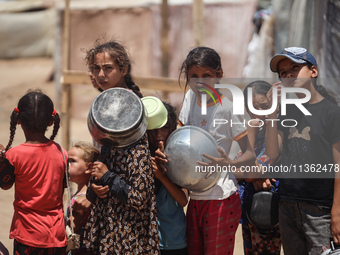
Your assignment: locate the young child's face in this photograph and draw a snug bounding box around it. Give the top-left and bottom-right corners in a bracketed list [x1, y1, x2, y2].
[247, 93, 269, 122]
[88, 71, 102, 92]
[188, 66, 222, 101]
[68, 147, 90, 184]
[92, 52, 127, 91]
[148, 123, 171, 148]
[277, 58, 318, 88]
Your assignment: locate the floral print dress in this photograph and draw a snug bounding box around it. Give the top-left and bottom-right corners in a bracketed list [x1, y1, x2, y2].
[83, 135, 159, 254]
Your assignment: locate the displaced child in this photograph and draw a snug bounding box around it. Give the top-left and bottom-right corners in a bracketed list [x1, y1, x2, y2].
[0, 89, 67, 255]
[83, 40, 159, 254]
[266, 47, 340, 254]
[66, 141, 100, 255]
[147, 100, 188, 255]
[178, 46, 255, 254]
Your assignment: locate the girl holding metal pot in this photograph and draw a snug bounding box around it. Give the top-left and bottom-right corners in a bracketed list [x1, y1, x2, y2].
[82, 40, 159, 254]
[178, 46, 256, 255]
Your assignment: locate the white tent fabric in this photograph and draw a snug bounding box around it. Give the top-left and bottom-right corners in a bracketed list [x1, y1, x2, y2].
[65, 1, 257, 78]
[242, 14, 275, 79]
[272, 0, 340, 95]
[0, 8, 56, 58]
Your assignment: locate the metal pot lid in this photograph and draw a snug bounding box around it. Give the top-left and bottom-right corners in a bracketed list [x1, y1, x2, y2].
[90, 88, 144, 133]
[164, 126, 221, 192]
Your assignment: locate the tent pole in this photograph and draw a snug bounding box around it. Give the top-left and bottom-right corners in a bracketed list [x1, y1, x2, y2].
[61, 0, 71, 150]
[161, 0, 170, 99]
[193, 0, 205, 46]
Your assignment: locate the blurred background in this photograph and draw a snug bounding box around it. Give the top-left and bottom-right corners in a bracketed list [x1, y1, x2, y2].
[0, 0, 339, 254]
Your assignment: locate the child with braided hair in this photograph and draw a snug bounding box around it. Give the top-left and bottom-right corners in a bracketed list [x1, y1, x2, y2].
[85, 39, 143, 97]
[82, 39, 159, 254]
[0, 89, 68, 255]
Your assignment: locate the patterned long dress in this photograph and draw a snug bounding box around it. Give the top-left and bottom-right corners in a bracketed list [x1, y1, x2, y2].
[83, 135, 159, 254]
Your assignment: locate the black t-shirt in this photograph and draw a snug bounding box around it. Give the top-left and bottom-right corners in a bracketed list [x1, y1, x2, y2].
[278, 98, 340, 206]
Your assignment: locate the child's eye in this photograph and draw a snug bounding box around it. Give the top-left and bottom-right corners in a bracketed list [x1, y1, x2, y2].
[261, 104, 269, 110]
[279, 71, 286, 78]
[161, 125, 170, 131]
[292, 65, 300, 70]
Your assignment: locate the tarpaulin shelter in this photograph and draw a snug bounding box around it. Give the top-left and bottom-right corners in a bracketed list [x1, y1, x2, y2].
[272, 0, 340, 94]
[57, 0, 258, 147]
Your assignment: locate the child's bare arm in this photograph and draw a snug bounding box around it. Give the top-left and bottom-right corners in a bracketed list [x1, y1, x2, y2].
[331, 141, 340, 244]
[152, 158, 188, 207]
[265, 82, 283, 159]
[153, 141, 188, 207]
[72, 195, 91, 231]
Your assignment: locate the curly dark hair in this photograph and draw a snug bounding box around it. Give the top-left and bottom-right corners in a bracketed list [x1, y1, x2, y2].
[85, 39, 143, 98]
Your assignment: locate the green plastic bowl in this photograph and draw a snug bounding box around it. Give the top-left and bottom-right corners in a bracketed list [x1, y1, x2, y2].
[141, 96, 168, 130]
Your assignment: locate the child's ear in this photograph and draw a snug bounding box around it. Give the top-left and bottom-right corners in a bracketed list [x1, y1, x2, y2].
[121, 66, 128, 77]
[311, 65, 318, 78]
[218, 69, 224, 78]
[216, 69, 224, 82]
[87, 162, 94, 170]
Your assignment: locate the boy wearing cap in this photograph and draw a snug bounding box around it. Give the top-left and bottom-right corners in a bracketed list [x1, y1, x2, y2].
[265, 47, 340, 254]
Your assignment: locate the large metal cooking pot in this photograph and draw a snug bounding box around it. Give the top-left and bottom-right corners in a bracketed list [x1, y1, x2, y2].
[245, 190, 279, 230]
[87, 88, 148, 148]
[164, 126, 221, 192]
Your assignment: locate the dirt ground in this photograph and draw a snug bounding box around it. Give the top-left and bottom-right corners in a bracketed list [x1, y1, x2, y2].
[0, 57, 243, 254]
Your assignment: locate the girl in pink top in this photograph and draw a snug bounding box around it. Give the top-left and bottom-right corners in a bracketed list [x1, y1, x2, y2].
[0, 89, 67, 255]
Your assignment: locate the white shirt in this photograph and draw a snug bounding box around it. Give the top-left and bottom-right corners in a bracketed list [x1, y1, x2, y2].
[179, 90, 247, 200]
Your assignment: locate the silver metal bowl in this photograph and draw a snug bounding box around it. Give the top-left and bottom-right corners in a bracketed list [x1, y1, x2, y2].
[87, 88, 148, 148]
[164, 126, 221, 192]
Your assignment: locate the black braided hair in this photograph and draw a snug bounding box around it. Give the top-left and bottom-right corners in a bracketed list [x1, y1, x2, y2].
[5, 90, 59, 151]
[85, 39, 143, 98]
[5, 110, 19, 151]
[50, 112, 60, 141]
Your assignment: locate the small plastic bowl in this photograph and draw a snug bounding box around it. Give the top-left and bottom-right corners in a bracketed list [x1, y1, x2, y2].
[141, 96, 168, 130]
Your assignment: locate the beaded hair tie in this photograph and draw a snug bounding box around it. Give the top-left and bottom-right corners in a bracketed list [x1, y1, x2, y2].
[14, 108, 19, 113]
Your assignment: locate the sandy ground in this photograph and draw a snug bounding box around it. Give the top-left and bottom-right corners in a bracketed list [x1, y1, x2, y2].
[0, 57, 243, 254]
